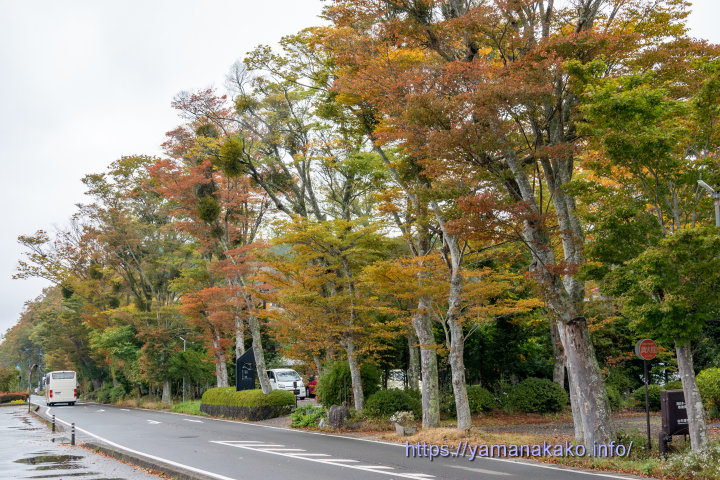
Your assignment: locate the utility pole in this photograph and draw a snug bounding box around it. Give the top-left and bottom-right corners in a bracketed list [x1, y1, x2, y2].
[697, 180, 720, 227]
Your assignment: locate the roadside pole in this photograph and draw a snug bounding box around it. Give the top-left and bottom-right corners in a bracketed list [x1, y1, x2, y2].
[27, 364, 38, 412]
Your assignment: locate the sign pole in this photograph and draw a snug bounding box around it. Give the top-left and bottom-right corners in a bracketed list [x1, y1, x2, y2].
[635, 338, 658, 451]
[644, 359, 651, 450]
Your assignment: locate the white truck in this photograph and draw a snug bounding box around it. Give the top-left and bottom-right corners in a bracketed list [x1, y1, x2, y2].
[267, 368, 306, 399]
[44, 370, 77, 406]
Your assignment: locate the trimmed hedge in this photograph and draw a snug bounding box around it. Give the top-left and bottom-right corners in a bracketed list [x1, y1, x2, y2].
[507, 378, 568, 414]
[200, 387, 295, 420]
[365, 389, 421, 418]
[0, 392, 29, 403]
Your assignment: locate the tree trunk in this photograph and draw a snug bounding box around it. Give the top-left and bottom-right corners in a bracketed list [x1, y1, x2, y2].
[414, 295, 440, 428]
[313, 354, 323, 378]
[557, 317, 614, 448]
[432, 202, 471, 431]
[247, 313, 272, 394]
[407, 333, 421, 391]
[448, 315, 470, 431]
[345, 336, 364, 410]
[234, 314, 245, 360]
[210, 329, 228, 387]
[567, 355, 584, 443]
[550, 319, 565, 388]
[675, 341, 709, 451]
[161, 379, 171, 405]
[505, 151, 613, 447]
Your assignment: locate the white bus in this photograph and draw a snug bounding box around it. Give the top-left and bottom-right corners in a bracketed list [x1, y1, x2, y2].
[44, 371, 77, 406]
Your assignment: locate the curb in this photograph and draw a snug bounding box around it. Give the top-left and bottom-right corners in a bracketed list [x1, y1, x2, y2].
[83, 442, 219, 480]
[29, 402, 224, 480]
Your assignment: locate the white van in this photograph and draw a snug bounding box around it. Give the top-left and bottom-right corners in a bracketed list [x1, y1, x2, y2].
[267, 368, 305, 399]
[45, 371, 77, 406]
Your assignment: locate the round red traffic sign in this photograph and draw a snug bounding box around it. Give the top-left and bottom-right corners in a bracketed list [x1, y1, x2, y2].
[635, 339, 657, 361]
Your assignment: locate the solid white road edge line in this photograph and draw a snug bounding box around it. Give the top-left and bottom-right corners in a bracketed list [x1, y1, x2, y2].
[45, 406, 238, 480]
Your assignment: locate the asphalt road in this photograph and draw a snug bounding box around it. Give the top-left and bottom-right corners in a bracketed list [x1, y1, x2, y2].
[2, 404, 163, 480]
[31, 396, 651, 480]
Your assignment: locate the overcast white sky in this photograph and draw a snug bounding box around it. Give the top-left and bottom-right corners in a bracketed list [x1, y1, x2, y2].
[1, 1, 719, 339]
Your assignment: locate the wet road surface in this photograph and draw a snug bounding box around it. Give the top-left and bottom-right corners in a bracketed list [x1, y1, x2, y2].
[0, 405, 163, 480]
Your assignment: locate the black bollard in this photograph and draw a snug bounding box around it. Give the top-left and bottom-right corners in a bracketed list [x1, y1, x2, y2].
[71, 423, 75, 446]
[52, 414, 55, 433]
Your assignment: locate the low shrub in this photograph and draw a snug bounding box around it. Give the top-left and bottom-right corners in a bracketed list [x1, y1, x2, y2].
[632, 381, 686, 411]
[96, 384, 113, 404]
[0, 392, 29, 403]
[506, 378, 568, 414]
[290, 404, 326, 428]
[606, 385, 622, 410]
[697, 367, 720, 412]
[467, 385, 497, 414]
[200, 387, 295, 420]
[441, 386, 497, 418]
[109, 385, 125, 402]
[441, 392, 457, 418]
[365, 389, 421, 418]
[632, 384, 663, 411]
[316, 361, 380, 408]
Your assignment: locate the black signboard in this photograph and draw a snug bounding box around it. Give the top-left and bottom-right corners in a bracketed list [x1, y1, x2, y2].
[236, 349, 256, 391]
[661, 389, 689, 436]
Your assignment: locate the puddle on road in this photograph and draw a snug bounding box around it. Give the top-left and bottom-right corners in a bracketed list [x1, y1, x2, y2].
[29, 473, 100, 479]
[15, 453, 84, 465]
[2, 406, 154, 480]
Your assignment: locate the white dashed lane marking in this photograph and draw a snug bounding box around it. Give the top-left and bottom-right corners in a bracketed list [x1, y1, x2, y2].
[147, 420, 161, 424]
[210, 440, 435, 479]
[183, 418, 203, 423]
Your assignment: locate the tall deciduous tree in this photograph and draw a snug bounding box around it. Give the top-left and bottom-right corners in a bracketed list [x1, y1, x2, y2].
[318, 0, 697, 445]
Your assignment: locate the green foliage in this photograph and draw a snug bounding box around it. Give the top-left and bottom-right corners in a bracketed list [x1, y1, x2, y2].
[0, 367, 17, 392]
[195, 124, 219, 139]
[316, 361, 380, 407]
[364, 389, 421, 418]
[96, 384, 113, 404]
[632, 384, 663, 411]
[606, 385, 622, 410]
[196, 195, 220, 223]
[171, 401, 203, 415]
[506, 378, 568, 414]
[168, 350, 215, 385]
[219, 137, 246, 177]
[630, 382, 681, 411]
[109, 385, 126, 402]
[606, 228, 720, 346]
[290, 404, 326, 427]
[467, 385, 497, 414]
[201, 387, 295, 408]
[697, 368, 720, 412]
[441, 392, 457, 418]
